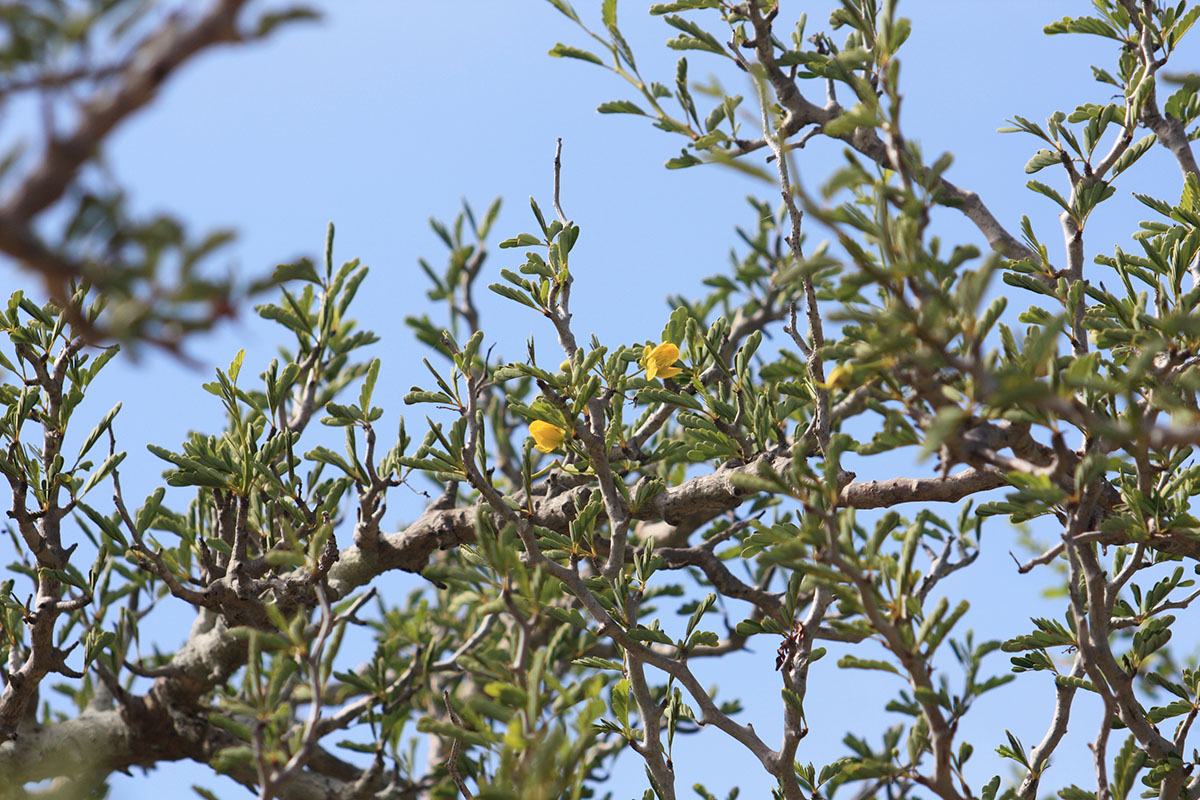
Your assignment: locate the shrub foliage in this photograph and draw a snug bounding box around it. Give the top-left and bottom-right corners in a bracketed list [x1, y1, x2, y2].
[4, 2, 1200, 799]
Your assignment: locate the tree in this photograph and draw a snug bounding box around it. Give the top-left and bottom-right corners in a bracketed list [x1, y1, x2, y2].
[3, 1, 1200, 799]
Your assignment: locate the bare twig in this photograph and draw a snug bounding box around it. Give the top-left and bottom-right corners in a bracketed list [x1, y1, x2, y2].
[553, 138, 570, 224]
[442, 690, 474, 799]
[1013, 542, 1065, 574]
[1018, 655, 1084, 800]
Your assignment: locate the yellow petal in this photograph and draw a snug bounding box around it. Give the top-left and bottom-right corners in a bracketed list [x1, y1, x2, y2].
[645, 342, 680, 381]
[529, 420, 567, 453]
[816, 364, 850, 390]
[656, 364, 682, 379]
[650, 342, 679, 362]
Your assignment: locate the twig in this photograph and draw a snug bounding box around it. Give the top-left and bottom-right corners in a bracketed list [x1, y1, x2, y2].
[755, 72, 829, 455]
[258, 581, 336, 800]
[1090, 703, 1114, 800]
[442, 690, 474, 799]
[777, 586, 832, 786]
[625, 648, 676, 800]
[1126, 0, 1200, 180]
[1018, 655, 1084, 800]
[432, 616, 497, 671]
[811, 502, 963, 800]
[553, 138, 570, 224]
[739, 0, 1033, 262]
[916, 532, 979, 603]
[1012, 542, 1065, 574]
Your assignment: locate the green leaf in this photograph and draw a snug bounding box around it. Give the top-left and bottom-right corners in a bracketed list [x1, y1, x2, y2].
[1110, 133, 1156, 178]
[1055, 675, 1097, 692]
[823, 103, 881, 137]
[637, 386, 702, 410]
[1025, 148, 1062, 174]
[265, 550, 307, 568]
[499, 232, 542, 249]
[545, 0, 581, 23]
[920, 405, 967, 458]
[684, 593, 716, 636]
[257, 303, 311, 337]
[666, 151, 703, 169]
[734, 619, 765, 636]
[1146, 699, 1195, 723]
[602, 0, 616, 28]
[1169, 6, 1200, 49]
[80, 452, 127, 497]
[663, 14, 725, 55]
[273, 258, 321, 284]
[1027, 180, 1072, 214]
[205, 537, 232, 557]
[597, 99, 647, 115]
[18, 297, 54, 327]
[306, 446, 356, 476]
[549, 43, 604, 66]
[77, 503, 127, 549]
[1133, 192, 1174, 217]
[627, 625, 673, 645]
[359, 358, 380, 412]
[650, 1, 720, 13]
[1112, 735, 1146, 800]
[545, 606, 588, 629]
[41, 567, 89, 593]
[1002, 271, 1058, 298]
[572, 656, 625, 671]
[488, 283, 539, 310]
[1044, 15, 1122, 39]
[1145, 671, 1190, 699]
[135, 487, 165, 535]
[836, 655, 899, 674]
[210, 745, 255, 774]
[228, 349, 245, 384]
[75, 403, 122, 463]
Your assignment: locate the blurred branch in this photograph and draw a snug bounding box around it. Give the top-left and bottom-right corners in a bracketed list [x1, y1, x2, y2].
[0, 1, 316, 345]
[0, 0, 250, 271]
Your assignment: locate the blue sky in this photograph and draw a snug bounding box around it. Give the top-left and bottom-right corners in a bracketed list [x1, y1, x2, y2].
[4, 1, 1198, 798]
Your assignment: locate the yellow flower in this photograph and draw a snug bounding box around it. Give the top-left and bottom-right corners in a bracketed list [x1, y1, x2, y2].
[529, 420, 569, 453]
[642, 342, 682, 380]
[817, 364, 851, 390]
